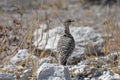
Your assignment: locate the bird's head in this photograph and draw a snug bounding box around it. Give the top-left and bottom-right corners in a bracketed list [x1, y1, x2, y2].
[64, 19, 74, 27]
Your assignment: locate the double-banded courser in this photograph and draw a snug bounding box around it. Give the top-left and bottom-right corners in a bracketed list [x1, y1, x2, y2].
[57, 19, 75, 65]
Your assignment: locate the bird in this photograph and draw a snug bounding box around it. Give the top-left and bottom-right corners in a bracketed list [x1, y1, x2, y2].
[57, 19, 75, 65]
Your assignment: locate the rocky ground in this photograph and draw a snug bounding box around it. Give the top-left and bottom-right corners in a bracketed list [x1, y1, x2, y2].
[0, 0, 120, 80]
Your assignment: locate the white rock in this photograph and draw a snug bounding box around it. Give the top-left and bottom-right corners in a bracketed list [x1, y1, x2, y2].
[0, 72, 16, 80]
[37, 63, 71, 80]
[84, 78, 90, 80]
[50, 77, 61, 80]
[69, 64, 88, 75]
[71, 27, 104, 54]
[7, 20, 14, 27]
[98, 71, 114, 80]
[33, 26, 104, 64]
[91, 78, 96, 80]
[33, 27, 61, 50]
[113, 73, 120, 79]
[3, 65, 23, 72]
[10, 49, 29, 64]
[20, 69, 32, 80]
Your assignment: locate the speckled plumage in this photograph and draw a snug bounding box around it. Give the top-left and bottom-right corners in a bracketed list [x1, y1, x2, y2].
[57, 19, 75, 65]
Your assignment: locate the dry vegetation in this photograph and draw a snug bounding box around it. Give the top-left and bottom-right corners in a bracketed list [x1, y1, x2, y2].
[0, 0, 120, 79]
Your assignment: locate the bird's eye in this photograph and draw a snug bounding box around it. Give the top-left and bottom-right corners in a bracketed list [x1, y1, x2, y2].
[68, 20, 72, 22]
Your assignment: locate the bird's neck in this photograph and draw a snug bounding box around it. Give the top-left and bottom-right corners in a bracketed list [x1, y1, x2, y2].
[65, 25, 70, 34]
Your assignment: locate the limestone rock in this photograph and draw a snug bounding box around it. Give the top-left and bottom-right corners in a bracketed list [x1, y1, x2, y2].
[10, 49, 29, 64]
[37, 63, 71, 80]
[0, 72, 16, 80]
[33, 26, 104, 64]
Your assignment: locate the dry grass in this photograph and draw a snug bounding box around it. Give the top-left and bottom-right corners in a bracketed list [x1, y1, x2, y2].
[79, 0, 118, 5]
[103, 20, 120, 74]
[0, 7, 50, 80]
[1, 0, 120, 79]
[0, 2, 60, 79]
